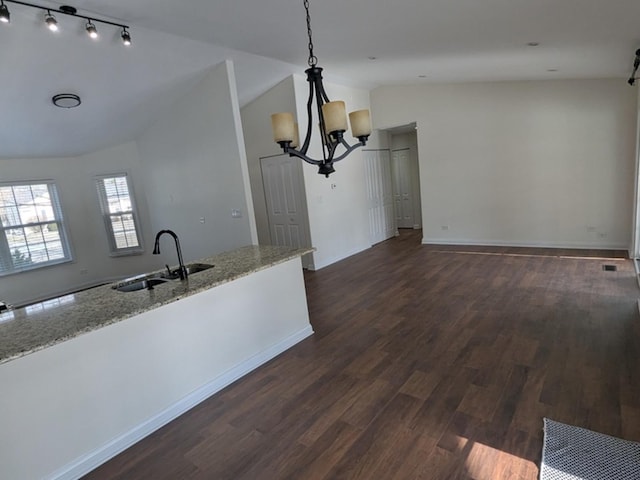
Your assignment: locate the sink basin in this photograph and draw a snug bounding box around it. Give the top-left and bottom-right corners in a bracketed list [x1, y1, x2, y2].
[113, 263, 213, 292]
[113, 277, 170, 292]
[184, 263, 214, 275]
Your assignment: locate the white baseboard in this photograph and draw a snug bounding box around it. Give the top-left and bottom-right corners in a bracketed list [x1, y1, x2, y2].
[50, 325, 314, 480]
[421, 237, 628, 252]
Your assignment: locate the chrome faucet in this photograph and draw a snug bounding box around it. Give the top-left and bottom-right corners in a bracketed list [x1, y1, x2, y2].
[152, 229, 188, 280]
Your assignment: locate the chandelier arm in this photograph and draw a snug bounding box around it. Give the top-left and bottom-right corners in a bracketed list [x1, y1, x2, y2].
[328, 140, 367, 164]
[285, 147, 323, 166]
[311, 74, 330, 163]
[299, 79, 316, 155]
[629, 49, 640, 86]
[316, 122, 330, 165]
[324, 140, 338, 162]
[315, 76, 331, 104]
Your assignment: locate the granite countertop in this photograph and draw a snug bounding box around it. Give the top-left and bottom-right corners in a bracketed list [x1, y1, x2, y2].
[0, 245, 313, 365]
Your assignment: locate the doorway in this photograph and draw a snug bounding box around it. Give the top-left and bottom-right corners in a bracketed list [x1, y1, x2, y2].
[363, 149, 396, 245]
[260, 154, 312, 268]
[390, 129, 422, 230]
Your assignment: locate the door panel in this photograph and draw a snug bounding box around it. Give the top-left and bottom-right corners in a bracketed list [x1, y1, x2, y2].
[260, 155, 309, 250]
[364, 150, 396, 245]
[392, 149, 415, 228]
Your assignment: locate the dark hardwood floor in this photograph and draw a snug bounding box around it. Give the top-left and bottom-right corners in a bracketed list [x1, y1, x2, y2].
[84, 230, 640, 479]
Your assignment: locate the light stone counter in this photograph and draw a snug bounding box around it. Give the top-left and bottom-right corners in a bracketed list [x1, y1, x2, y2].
[0, 244, 313, 364]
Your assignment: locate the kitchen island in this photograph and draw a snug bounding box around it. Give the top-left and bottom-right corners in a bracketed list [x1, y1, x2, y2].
[0, 245, 314, 480]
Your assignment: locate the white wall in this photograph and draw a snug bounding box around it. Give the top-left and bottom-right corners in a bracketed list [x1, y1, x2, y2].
[240, 76, 299, 245]
[0, 142, 158, 306]
[136, 60, 256, 263]
[372, 79, 637, 249]
[366, 129, 391, 151]
[293, 75, 373, 269]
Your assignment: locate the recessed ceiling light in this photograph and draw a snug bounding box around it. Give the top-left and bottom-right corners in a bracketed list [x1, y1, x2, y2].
[527, 42, 540, 47]
[368, 56, 377, 60]
[52, 93, 81, 109]
[547, 68, 558, 72]
[418, 75, 427, 78]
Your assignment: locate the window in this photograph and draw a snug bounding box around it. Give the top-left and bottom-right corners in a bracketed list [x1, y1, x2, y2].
[0, 181, 72, 274]
[96, 174, 143, 255]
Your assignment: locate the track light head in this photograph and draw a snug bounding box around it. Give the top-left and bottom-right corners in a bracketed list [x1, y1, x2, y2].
[0, 1, 10, 23]
[121, 27, 131, 46]
[45, 11, 58, 32]
[86, 20, 98, 39]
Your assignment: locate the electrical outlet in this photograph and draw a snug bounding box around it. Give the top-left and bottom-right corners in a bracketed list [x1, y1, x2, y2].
[231, 209, 242, 218]
[441, 225, 449, 231]
[199, 217, 205, 224]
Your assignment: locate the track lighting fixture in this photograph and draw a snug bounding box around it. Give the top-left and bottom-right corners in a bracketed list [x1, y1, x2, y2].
[0, 1, 10, 23]
[121, 27, 131, 46]
[45, 10, 57, 31]
[85, 20, 97, 39]
[0, 1, 131, 46]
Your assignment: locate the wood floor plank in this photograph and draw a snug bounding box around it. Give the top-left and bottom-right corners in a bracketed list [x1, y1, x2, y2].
[83, 230, 640, 480]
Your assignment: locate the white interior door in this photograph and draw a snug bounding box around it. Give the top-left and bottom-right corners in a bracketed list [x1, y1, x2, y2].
[380, 150, 396, 239]
[392, 148, 415, 229]
[260, 155, 310, 251]
[364, 149, 396, 245]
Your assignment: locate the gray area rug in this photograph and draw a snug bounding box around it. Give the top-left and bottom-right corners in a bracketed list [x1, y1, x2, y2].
[541, 418, 640, 480]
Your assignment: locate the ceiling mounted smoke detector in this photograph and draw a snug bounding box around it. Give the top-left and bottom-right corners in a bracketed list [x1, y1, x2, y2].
[52, 93, 81, 108]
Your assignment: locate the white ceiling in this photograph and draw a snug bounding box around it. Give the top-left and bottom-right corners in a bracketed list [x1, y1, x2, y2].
[1, 0, 639, 159]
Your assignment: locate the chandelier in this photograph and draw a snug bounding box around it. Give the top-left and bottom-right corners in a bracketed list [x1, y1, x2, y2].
[270, 0, 372, 177]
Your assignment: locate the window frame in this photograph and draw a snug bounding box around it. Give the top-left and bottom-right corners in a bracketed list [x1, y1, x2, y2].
[0, 180, 73, 276]
[95, 172, 144, 256]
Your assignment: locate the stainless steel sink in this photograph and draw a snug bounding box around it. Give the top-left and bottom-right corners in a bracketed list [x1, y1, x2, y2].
[112, 263, 213, 292]
[184, 263, 214, 275]
[113, 277, 170, 292]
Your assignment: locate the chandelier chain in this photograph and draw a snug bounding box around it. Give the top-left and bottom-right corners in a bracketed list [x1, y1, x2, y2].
[304, 0, 317, 67]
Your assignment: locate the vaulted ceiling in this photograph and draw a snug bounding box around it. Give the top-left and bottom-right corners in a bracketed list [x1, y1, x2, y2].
[1, 0, 638, 158]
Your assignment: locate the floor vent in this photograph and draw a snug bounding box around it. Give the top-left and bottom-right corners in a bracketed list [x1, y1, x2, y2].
[603, 264, 617, 271]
